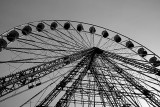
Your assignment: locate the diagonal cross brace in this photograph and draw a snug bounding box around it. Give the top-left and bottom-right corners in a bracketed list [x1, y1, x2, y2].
[54, 50, 96, 107]
[101, 55, 160, 107]
[0, 48, 94, 98]
[36, 55, 91, 107]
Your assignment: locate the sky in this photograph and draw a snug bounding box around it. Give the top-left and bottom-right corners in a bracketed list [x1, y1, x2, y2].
[0, 0, 160, 107]
[0, 0, 160, 55]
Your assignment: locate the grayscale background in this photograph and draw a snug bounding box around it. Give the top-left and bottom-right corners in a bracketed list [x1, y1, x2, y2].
[0, 0, 160, 107]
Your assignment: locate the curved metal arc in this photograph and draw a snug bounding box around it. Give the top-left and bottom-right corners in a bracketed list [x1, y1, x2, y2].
[1, 20, 158, 59]
[37, 20, 159, 58]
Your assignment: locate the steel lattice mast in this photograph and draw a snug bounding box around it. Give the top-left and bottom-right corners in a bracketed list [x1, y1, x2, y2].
[0, 48, 93, 97]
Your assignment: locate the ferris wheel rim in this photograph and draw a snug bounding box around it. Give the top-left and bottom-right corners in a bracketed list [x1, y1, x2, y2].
[1, 19, 159, 59]
[0, 20, 160, 107]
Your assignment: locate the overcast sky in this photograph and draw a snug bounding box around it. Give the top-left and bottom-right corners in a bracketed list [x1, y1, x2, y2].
[0, 0, 160, 107]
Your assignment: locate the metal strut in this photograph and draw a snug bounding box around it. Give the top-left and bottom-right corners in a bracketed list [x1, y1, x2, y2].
[90, 63, 122, 107]
[93, 63, 131, 107]
[55, 62, 89, 107]
[0, 48, 94, 98]
[36, 54, 92, 107]
[54, 48, 96, 107]
[99, 58, 141, 107]
[101, 54, 160, 107]
[102, 50, 160, 76]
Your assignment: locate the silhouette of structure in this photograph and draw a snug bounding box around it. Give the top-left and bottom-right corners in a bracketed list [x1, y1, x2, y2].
[0, 20, 160, 107]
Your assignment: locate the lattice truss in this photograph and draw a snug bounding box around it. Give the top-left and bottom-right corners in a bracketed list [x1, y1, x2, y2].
[0, 20, 160, 107]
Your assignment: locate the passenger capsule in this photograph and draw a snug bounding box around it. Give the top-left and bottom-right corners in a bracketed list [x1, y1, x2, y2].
[138, 48, 147, 57]
[114, 35, 121, 43]
[0, 38, 7, 48]
[138, 48, 144, 54]
[126, 41, 134, 48]
[77, 24, 83, 32]
[149, 56, 157, 63]
[36, 23, 45, 32]
[7, 30, 19, 42]
[94, 47, 103, 54]
[64, 22, 70, 30]
[153, 60, 160, 67]
[89, 26, 96, 34]
[141, 50, 147, 57]
[22, 25, 32, 35]
[50, 22, 58, 30]
[102, 30, 109, 38]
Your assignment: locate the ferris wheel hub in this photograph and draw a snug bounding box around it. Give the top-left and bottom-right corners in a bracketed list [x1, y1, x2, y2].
[93, 47, 103, 54]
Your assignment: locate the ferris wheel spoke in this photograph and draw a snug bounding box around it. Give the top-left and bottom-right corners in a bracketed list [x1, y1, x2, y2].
[17, 37, 80, 54]
[31, 31, 82, 50]
[106, 46, 138, 55]
[68, 22, 89, 48]
[43, 30, 84, 51]
[133, 76, 160, 95]
[67, 30, 88, 49]
[102, 50, 160, 76]
[96, 34, 103, 48]
[53, 30, 84, 50]
[100, 58, 157, 107]
[41, 21, 85, 50]
[29, 33, 78, 53]
[106, 58, 160, 106]
[54, 22, 84, 48]
[4, 49, 60, 58]
[6, 47, 78, 55]
[84, 32, 92, 47]
[1, 20, 160, 107]
[90, 34, 93, 47]
[104, 41, 116, 50]
[95, 60, 139, 106]
[55, 29, 85, 49]
[70, 23, 90, 48]
[6, 47, 68, 51]
[99, 37, 113, 49]
[0, 56, 60, 63]
[26, 35, 64, 61]
[115, 61, 160, 89]
[55, 21, 84, 48]
[17, 39, 68, 56]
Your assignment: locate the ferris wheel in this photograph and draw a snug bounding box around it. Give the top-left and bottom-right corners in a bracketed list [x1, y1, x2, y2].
[0, 20, 160, 107]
